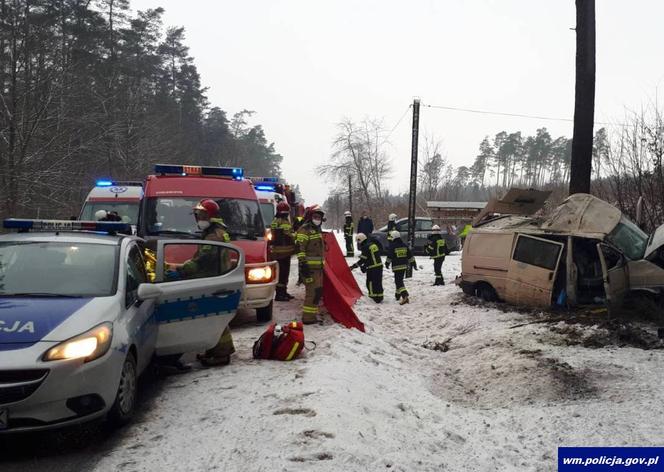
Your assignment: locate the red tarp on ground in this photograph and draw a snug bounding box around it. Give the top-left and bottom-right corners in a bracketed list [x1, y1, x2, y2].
[322, 232, 365, 332]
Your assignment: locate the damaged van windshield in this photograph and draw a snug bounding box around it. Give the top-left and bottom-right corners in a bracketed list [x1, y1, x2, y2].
[607, 217, 648, 260]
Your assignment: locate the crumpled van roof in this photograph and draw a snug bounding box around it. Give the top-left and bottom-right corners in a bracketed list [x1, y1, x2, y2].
[475, 193, 622, 240]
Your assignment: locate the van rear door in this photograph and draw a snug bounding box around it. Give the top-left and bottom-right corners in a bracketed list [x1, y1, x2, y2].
[506, 234, 564, 307]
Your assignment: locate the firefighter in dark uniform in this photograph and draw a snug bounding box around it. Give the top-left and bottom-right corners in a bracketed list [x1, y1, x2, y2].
[296, 205, 326, 324]
[425, 225, 449, 286]
[293, 213, 305, 285]
[343, 211, 354, 257]
[270, 201, 295, 301]
[351, 233, 384, 303]
[385, 230, 416, 305]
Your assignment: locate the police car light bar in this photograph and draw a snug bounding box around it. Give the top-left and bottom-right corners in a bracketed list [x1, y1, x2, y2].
[3, 219, 132, 234]
[155, 164, 244, 180]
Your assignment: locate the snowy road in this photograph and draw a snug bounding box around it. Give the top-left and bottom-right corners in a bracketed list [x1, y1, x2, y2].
[2, 236, 663, 472]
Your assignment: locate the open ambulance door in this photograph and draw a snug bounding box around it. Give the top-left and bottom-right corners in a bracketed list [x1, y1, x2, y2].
[139, 239, 245, 356]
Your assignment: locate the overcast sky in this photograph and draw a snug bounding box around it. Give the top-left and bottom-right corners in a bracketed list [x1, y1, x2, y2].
[132, 0, 664, 208]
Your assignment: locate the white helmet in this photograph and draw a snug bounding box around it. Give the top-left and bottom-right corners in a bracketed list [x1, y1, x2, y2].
[389, 230, 401, 240]
[356, 233, 367, 243]
[344, 211, 352, 217]
[389, 213, 397, 221]
[94, 210, 108, 221]
[432, 225, 441, 231]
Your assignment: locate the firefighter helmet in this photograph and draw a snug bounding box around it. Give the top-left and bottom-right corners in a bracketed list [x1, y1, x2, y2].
[389, 213, 397, 221]
[344, 210, 352, 217]
[94, 210, 108, 221]
[356, 233, 367, 243]
[432, 225, 441, 231]
[389, 230, 401, 240]
[194, 199, 220, 218]
[276, 201, 290, 214]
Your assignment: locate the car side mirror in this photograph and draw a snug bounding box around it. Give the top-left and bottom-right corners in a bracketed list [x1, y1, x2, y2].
[137, 283, 163, 301]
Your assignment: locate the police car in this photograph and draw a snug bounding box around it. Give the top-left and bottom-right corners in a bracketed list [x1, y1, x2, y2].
[0, 219, 245, 433]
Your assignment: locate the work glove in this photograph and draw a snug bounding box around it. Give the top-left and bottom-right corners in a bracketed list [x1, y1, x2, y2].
[165, 269, 181, 281]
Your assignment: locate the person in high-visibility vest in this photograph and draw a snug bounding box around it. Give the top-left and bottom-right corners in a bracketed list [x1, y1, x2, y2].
[425, 225, 449, 286]
[343, 211, 354, 257]
[270, 202, 296, 302]
[351, 233, 384, 303]
[459, 223, 472, 248]
[296, 205, 326, 324]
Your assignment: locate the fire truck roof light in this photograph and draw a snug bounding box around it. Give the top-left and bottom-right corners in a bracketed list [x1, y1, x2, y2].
[255, 185, 276, 192]
[3, 219, 132, 234]
[155, 164, 244, 180]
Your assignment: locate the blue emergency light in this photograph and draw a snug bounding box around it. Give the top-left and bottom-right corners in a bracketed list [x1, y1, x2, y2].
[154, 164, 244, 180]
[255, 185, 276, 192]
[96, 180, 114, 187]
[3, 219, 132, 234]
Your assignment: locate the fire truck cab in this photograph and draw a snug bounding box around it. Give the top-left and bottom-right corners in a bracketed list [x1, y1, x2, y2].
[138, 165, 277, 321]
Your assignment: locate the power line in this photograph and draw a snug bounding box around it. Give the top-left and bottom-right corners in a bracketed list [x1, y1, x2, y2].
[380, 104, 412, 146]
[422, 103, 618, 126]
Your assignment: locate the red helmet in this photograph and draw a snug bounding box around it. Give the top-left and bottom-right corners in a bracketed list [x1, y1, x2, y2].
[276, 202, 290, 214]
[194, 199, 219, 218]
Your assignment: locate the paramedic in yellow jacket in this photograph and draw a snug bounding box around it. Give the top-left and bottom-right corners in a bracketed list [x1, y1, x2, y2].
[296, 205, 326, 324]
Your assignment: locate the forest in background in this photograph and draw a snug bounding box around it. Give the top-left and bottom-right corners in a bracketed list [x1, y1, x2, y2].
[323, 107, 664, 234]
[0, 0, 284, 218]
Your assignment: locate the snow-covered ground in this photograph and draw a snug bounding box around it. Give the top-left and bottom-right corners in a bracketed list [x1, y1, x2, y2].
[92, 233, 664, 472]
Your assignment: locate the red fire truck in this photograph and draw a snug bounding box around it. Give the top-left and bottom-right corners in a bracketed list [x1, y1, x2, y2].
[137, 164, 277, 321]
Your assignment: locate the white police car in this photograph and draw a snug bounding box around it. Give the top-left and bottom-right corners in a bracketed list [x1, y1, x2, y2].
[0, 219, 244, 433]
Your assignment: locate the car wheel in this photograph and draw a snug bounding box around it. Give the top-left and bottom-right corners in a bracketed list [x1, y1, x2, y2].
[477, 283, 498, 302]
[108, 351, 138, 427]
[256, 301, 273, 322]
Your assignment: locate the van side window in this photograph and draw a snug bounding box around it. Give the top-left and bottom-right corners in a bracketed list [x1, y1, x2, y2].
[512, 235, 561, 271]
[417, 220, 433, 231]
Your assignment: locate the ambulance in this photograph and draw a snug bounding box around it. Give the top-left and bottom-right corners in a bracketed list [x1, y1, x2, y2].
[80, 180, 143, 232]
[250, 177, 286, 226]
[137, 165, 277, 321]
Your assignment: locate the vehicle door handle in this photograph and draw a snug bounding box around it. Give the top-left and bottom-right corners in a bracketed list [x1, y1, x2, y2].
[213, 289, 234, 297]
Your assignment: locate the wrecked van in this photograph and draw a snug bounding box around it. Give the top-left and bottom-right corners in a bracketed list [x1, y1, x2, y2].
[458, 189, 664, 312]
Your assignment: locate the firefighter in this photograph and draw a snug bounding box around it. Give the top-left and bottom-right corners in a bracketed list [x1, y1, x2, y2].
[459, 223, 472, 248]
[293, 213, 306, 285]
[343, 211, 354, 257]
[385, 230, 416, 304]
[296, 205, 326, 324]
[425, 225, 449, 286]
[270, 201, 295, 302]
[387, 213, 398, 242]
[189, 199, 236, 366]
[351, 233, 384, 303]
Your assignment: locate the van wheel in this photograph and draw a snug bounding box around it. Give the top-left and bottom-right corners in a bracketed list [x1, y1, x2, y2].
[461, 284, 475, 296]
[477, 283, 498, 302]
[108, 351, 138, 427]
[256, 301, 273, 322]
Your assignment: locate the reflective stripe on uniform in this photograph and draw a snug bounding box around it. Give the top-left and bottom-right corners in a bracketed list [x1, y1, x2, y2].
[392, 265, 408, 271]
[368, 282, 383, 297]
[303, 305, 319, 314]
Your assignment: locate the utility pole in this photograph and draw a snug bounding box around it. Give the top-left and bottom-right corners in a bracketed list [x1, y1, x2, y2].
[407, 98, 421, 252]
[348, 174, 353, 215]
[569, 0, 596, 195]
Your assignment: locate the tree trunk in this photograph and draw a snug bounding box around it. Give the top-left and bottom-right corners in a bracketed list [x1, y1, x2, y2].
[569, 0, 596, 195]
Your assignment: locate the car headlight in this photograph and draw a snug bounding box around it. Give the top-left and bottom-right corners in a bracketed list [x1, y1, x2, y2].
[246, 266, 274, 284]
[43, 322, 113, 362]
